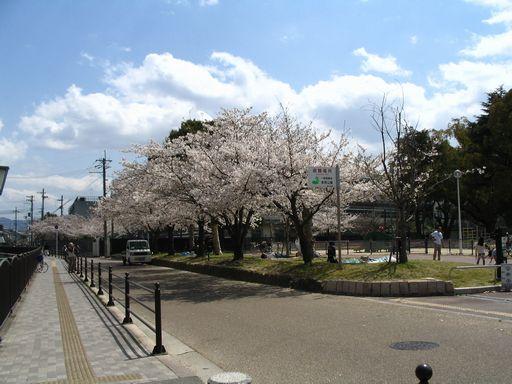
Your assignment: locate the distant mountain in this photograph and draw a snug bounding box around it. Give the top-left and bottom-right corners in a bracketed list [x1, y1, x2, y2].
[0, 217, 29, 232]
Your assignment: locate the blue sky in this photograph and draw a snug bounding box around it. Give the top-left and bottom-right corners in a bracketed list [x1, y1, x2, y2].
[1, 0, 512, 219]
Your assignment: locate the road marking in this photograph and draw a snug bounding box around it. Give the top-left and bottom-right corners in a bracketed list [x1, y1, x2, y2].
[40, 263, 142, 384]
[389, 298, 512, 319]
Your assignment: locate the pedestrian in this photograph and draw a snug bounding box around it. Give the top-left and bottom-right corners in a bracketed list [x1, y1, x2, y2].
[476, 237, 486, 265]
[327, 241, 337, 263]
[67, 242, 76, 273]
[431, 227, 443, 261]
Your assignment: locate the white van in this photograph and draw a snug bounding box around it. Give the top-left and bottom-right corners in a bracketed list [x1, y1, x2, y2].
[123, 239, 152, 265]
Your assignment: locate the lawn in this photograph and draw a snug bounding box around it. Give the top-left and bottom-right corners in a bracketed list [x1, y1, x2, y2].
[154, 253, 498, 288]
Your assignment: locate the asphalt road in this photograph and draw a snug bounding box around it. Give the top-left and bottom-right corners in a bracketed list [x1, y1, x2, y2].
[103, 260, 512, 384]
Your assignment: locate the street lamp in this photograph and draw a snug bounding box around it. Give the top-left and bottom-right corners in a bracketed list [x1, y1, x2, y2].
[0, 166, 9, 196]
[453, 169, 463, 255]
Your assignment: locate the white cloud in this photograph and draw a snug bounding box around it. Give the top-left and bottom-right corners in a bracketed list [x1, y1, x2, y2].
[11, 174, 102, 193]
[199, 0, 218, 6]
[461, 30, 512, 57]
[0, 138, 27, 163]
[462, 0, 512, 57]
[0, 119, 3, 132]
[353, 47, 412, 77]
[410, 35, 418, 45]
[17, 49, 512, 154]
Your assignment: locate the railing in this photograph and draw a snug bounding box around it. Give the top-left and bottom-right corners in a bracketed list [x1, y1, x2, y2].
[449, 264, 501, 280]
[0, 247, 41, 328]
[70, 255, 166, 355]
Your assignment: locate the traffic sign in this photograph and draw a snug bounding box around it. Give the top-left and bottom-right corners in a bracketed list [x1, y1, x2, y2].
[307, 166, 335, 188]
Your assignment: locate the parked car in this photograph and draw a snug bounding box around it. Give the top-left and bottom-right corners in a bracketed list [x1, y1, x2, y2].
[123, 239, 152, 265]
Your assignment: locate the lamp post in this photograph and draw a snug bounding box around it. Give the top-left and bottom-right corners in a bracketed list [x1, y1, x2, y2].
[453, 169, 463, 255]
[0, 166, 9, 196]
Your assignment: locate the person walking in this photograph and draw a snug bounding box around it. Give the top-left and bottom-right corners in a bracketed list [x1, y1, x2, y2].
[327, 242, 337, 263]
[431, 227, 443, 261]
[475, 237, 486, 265]
[67, 242, 77, 273]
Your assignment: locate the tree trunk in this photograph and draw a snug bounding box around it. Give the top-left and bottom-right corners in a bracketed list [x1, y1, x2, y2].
[188, 224, 195, 252]
[295, 209, 315, 265]
[396, 212, 408, 263]
[167, 225, 175, 255]
[149, 230, 160, 253]
[197, 219, 205, 257]
[211, 222, 222, 255]
[232, 226, 244, 261]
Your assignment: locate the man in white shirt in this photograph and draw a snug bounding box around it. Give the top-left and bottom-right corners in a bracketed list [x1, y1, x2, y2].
[431, 227, 443, 261]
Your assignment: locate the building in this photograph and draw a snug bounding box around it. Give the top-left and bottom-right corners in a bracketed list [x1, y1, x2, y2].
[68, 196, 99, 218]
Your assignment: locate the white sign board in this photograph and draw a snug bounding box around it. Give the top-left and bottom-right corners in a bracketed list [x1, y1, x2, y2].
[501, 264, 512, 291]
[308, 166, 335, 188]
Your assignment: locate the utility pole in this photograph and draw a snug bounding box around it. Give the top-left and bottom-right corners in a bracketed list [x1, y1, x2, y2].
[26, 195, 34, 245]
[14, 207, 19, 246]
[38, 189, 48, 220]
[93, 150, 111, 257]
[58, 195, 64, 216]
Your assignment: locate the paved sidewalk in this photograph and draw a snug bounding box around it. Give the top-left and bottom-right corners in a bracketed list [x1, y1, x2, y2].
[0, 258, 201, 384]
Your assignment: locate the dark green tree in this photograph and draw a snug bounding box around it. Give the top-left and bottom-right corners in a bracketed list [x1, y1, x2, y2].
[448, 87, 512, 232]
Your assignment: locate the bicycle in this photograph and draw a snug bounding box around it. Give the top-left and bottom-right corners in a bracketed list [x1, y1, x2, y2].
[35, 260, 49, 273]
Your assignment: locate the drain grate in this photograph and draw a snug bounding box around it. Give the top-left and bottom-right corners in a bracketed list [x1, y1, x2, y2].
[390, 341, 439, 351]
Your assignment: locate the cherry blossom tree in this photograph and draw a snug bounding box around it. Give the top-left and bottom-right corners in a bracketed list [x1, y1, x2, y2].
[137, 108, 271, 260]
[30, 214, 103, 239]
[261, 109, 371, 264]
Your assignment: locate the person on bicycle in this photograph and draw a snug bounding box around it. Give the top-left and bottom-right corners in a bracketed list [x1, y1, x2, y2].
[36, 247, 45, 267]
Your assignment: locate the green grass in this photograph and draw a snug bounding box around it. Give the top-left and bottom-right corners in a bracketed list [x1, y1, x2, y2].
[154, 253, 498, 288]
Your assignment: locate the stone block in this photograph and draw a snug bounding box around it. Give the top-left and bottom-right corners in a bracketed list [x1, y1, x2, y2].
[355, 282, 364, 295]
[417, 282, 428, 296]
[345, 281, 356, 295]
[362, 282, 371, 296]
[380, 282, 391, 296]
[336, 280, 344, 294]
[390, 282, 400, 296]
[370, 282, 381, 296]
[427, 281, 437, 295]
[408, 282, 419, 296]
[323, 281, 337, 293]
[436, 281, 446, 294]
[399, 282, 409, 296]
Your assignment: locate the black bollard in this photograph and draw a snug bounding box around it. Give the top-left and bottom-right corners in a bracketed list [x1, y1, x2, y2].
[415, 363, 433, 384]
[152, 282, 166, 355]
[107, 266, 114, 306]
[97, 262, 104, 295]
[424, 236, 428, 255]
[122, 273, 132, 324]
[90, 260, 95, 288]
[79, 256, 83, 278]
[84, 256, 89, 283]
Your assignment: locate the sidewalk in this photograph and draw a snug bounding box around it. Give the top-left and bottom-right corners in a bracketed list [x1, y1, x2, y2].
[0, 258, 202, 384]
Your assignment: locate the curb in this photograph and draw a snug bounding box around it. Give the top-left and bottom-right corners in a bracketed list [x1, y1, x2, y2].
[153, 258, 454, 297]
[70, 265, 222, 383]
[454, 285, 501, 294]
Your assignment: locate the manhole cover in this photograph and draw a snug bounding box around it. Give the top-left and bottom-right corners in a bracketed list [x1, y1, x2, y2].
[390, 341, 439, 351]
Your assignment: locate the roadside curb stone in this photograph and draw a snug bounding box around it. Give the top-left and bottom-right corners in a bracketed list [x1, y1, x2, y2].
[153, 258, 456, 297]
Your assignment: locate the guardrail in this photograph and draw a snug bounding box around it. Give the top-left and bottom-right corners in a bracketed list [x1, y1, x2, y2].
[70, 255, 166, 355]
[449, 264, 500, 280]
[0, 247, 41, 328]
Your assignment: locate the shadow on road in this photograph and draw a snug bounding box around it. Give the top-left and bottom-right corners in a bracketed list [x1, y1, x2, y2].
[110, 265, 308, 304]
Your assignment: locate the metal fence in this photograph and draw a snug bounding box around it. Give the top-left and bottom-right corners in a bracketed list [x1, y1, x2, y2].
[70, 255, 166, 355]
[0, 247, 40, 328]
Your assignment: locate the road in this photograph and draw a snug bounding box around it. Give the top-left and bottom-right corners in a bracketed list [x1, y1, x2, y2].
[103, 260, 512, 384]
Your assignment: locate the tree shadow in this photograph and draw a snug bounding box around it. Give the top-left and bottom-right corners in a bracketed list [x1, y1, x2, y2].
[118, 268, 308, 304]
